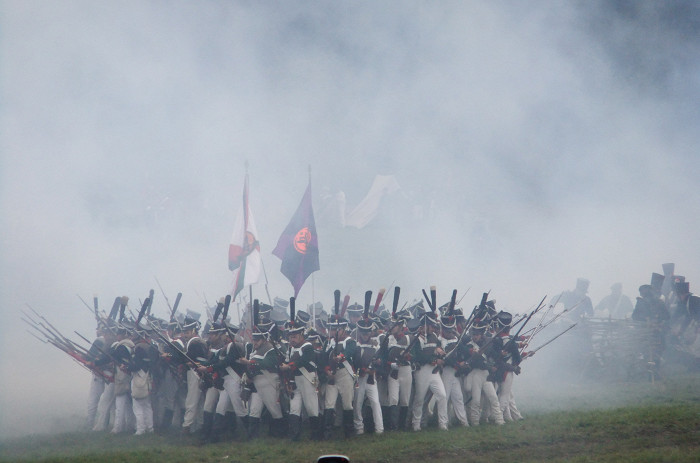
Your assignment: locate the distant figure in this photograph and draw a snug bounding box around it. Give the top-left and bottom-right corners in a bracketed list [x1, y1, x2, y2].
[595, 283, 634, 319]
[632, 285, 669, 324]
[557, 278, 594, 320]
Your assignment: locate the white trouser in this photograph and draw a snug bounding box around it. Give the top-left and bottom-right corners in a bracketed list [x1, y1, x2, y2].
[86, 374, 106, 429]
[183, 369, 202, 428]
[92, 381, 115, 431]
[388, 365, 412, 406]
[132, 396, 154, 434]
[324, 367, 355, 410]
[112, 394, 134, 433]
[218, 373, 247, 417]
[353, 375, 383, 434]
[441, 366, 468, 426]
[289, 373, 319, 417]
[249, 371, 282, 419]
[466, 369, 504, 425]
[203, 387, 220, 413]
[411, 364, 448, 431]
[498, 371, 522, 421]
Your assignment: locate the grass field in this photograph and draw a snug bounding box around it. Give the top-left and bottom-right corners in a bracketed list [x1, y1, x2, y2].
[2, 374, 698, 463]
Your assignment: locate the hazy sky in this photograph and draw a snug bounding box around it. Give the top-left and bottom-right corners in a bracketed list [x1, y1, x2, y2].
[1, 1, 699, 437]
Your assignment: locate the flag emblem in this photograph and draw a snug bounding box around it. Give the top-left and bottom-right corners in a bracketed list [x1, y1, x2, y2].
[293, 227, 312, 254]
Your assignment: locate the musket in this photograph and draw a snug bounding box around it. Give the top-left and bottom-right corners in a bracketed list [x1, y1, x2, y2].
[170, 292, 183, 322]
[146, 318, 201, 370]
[456, 287, 471, 306]
[340, 294, 350, 319]
[108, 297, 121, 320]
[24, 306, 89, 356]
[146, 289, 155, 316]
[525, 323, 577, 356]
[77, 294, 98, 321]
[155, 276, 173, 314]
[74, 331, 119, 365]
[327, 290, 342, 384]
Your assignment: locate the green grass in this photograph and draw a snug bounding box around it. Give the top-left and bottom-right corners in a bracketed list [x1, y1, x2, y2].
[2, 375, 699, 463]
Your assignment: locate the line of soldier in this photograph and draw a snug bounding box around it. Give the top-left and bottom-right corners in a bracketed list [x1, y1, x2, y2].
[81, 288, 539, 443]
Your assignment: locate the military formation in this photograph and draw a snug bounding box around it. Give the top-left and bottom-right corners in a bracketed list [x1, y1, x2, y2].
[24, 264, 699, 443]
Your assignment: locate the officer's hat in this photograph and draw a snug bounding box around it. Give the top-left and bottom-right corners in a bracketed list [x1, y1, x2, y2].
[675, 280, 690, 296]
[650, 273, 665, 292]
[327, 314, 348, 329]
[295, 310, 311, 326]
[494, 311, 513, 328]
[182, 316, 201, 332]
[346, 303, 363, 316]
[286, 319, 306, 336]
[356, 318, 375, 333]
[662, 263, 675, 275]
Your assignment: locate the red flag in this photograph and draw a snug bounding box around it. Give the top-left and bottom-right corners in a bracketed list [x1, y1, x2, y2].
[229, 175, 261, 300]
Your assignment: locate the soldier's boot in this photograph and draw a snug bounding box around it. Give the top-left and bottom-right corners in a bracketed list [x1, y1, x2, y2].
[247, 417, 260, 439]
[381, 406, 391, 431]
[288, 414, 302, 441]
[398, 406, 409, 431]
[387, 405, 398, 431]
[198, 411, 214, 445]
[364, 405, 374, 434]
[211, 413, 227, 443]
[272, 417, 287, 438]
[323, 409, 335, 440]
[225, 412, 237, 439]
[309, 416, 322, 441]
[159, 408, 174, 434]
[342, 410, 355, 438]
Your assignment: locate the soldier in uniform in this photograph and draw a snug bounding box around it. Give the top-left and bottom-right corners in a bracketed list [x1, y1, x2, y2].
[281, 318, 321, 440]
[595, 283, 634, 319]
[353, 318, 383, 435]
[208, 323, 247, 441]
[410, 312, 448, 431]
[439, 316, 469, 427]
[111, 322, 136, 434]
[491, 312, 523, 422]
[384, 312, 413, 431]
[130, 323, 156, 435]
[323, 314, 356, 439]
[85, 319, 115, 430]
[239, 323, 285, 438]
[557, 278, 594, 320]
[196, 321, 228, 443]
[158, 320, 187, 432]
[181, 316, 207, 434]
[464, 320, 505, 426]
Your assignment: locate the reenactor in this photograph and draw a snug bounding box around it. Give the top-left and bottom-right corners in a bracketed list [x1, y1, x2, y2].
[385, 312, 413, 430]
[353, 318, 383, 435]
[439, 315, 469, 427]
[239, 322, 285, 438]
[464, 320, 505, 426]
[323, 314, 356, 439]
[281, 307, 321, 441]
[410, 312, 448, 431]
[181, 315, 207, 434]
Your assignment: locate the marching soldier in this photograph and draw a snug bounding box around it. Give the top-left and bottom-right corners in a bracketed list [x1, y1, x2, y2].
[410, 312, 448, 431]
[491, 312, 523, 422]
[439, 316, 469, 427]
[353, 318, 383, 435]
[385, 313, 413, 430]
[464, 320, 505, 426]
[239, 323, 285, 439]
[111, 322, 136, 434]
[181, 316, 207, 434]
[209, 323, 248, 441]
[281, 313, 321, 441]
[196, 321, 228, 443]
[323, 314, 356, 439]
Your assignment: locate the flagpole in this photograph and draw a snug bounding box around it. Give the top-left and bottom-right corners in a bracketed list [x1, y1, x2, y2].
[261, 257, 273, 306]
[312, 273, 316, 328]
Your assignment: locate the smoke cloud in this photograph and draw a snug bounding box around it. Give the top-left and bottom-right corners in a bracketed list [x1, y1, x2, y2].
[2, 0, 699, 438]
